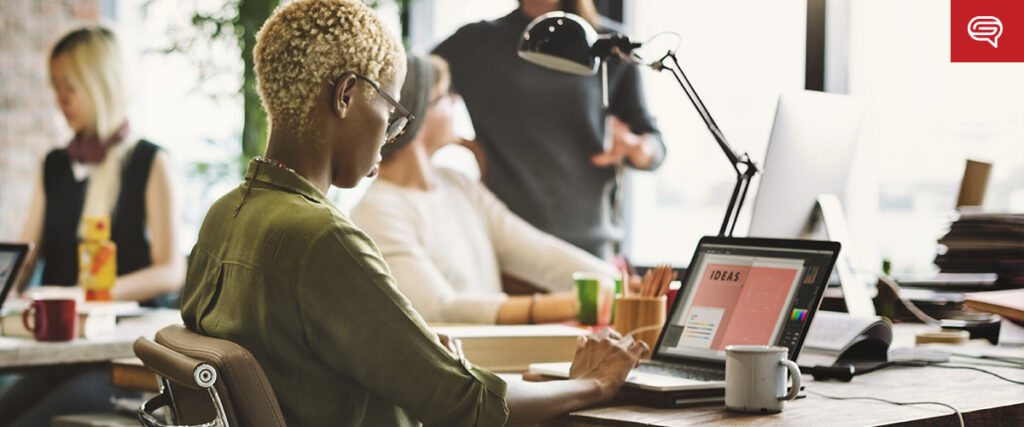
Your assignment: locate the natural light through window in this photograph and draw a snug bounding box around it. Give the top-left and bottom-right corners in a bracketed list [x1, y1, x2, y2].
[625, 0, 806, 266]
[848, 0, 1024, 275]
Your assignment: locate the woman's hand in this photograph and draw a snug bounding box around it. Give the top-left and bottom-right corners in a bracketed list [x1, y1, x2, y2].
[437, 333, 465, 360]
[568, 328, 648, 402]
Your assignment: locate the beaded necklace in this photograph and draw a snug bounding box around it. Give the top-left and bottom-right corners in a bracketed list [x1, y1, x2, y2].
[235, 156, 296, 217]
[252, 156, 296, 174]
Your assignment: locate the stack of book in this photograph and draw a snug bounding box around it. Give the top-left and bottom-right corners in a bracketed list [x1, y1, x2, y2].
[1, 300, 139, 339]
[935, 212, 1024, 288]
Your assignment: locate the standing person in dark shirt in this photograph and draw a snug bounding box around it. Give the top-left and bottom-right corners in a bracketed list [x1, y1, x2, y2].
[434, 0, 666, 259]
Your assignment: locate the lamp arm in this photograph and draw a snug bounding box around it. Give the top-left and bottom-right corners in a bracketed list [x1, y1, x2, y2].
[721, 156, 758, 236]
[653, 51, 760, 236]
[658, 52, 745, 171]
[587, 33, 760, 236]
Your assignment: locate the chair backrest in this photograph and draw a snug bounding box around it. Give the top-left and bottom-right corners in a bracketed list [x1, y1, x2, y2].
[133, 325, 286, 426]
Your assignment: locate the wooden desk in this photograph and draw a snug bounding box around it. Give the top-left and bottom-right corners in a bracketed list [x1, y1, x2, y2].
[550, 323, 1024, 426]
[0, 309, 181, 370]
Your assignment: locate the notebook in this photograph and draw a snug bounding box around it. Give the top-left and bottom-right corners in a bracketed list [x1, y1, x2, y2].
[0, 243, 31, 314]
[530, 236, 841, 393]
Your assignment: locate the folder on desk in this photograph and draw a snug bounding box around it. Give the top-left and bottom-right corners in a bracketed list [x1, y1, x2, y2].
[964, 289, 1024, 323]
[430, 324, 587, 372]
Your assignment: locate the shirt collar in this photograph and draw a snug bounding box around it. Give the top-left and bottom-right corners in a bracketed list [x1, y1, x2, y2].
[242, 158, 327, 204]
[502, 8, 533, 28]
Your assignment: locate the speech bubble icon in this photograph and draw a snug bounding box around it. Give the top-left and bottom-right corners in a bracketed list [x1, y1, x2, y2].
[968, 16, 1003, 48]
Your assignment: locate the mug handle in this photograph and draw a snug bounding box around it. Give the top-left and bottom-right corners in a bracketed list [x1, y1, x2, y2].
[22, 301, 37, 334]
[779, 359, 802, 401]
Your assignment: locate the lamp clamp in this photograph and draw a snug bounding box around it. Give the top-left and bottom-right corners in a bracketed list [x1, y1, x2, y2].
[591, 34, 642, 62]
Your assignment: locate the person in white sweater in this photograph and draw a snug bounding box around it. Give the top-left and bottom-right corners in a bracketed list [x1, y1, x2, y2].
[351, 54, 620, 324]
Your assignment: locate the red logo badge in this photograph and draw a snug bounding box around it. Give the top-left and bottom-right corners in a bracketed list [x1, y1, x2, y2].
[951, 0, 1024, 62]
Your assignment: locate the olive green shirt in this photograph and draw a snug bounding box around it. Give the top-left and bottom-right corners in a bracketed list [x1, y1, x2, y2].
[181, 160, 509, 427]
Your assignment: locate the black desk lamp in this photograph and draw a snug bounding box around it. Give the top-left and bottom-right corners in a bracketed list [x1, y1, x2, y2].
[518, 11, 759, 237]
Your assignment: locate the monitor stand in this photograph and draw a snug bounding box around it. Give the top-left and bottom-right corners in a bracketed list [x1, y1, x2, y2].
[814, 194, 876, 317]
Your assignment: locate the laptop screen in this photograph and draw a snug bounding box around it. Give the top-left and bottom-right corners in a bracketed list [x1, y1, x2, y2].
[0, 243, 30, 314]
[653, 237, 840, 363]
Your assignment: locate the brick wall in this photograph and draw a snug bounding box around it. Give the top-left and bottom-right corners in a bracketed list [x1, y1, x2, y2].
[0, 0, 100, 239]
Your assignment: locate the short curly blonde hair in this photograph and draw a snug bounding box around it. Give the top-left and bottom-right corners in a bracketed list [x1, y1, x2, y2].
[254, 0, 405, 132]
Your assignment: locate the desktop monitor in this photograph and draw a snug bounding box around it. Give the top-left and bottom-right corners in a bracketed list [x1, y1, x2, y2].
[747, 91, 874, 316]
[748, 90, 864, 240]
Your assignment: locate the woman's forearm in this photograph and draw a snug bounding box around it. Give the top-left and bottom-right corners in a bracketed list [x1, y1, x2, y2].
[504, 377, 607, 426]
[110, 257, 184, 301]
[496, 293, 576, 324]
[496, 295, 532, 324]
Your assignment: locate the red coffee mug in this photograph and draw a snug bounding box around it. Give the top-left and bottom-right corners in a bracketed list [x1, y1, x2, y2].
[666, 287, 679, 314]
[22, 298, 78, 341]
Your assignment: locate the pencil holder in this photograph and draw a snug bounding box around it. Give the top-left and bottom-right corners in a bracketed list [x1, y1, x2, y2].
[613, 295, 666, 359]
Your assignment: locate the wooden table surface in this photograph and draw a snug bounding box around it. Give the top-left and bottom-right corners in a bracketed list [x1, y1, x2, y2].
[0, 308, 181, 370]
[554, 362, 1022, 426]
[546, 322, 1024, 426]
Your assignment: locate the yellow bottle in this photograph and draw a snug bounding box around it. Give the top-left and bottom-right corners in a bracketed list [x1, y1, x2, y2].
[79, 216, 117, 301]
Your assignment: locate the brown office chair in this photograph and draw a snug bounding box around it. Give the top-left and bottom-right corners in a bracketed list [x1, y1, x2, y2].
[133, 325, 286, 427]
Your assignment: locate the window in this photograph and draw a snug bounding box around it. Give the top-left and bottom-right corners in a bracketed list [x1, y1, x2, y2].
[624, 0, 806, 265]
[846, 0, 1024, 275]
[116, 0, 244, 253]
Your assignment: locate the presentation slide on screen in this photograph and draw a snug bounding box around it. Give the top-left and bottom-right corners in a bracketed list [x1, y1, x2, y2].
[672, 254, 804, 351]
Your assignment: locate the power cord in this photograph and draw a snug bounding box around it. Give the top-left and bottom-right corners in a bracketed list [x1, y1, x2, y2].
[949, 353, 1024, 370]
[928, 363, 1024, 385]
[805, 389, 964, 427]
[804, 359, 1024, 384]
[625, 324, 663, 339]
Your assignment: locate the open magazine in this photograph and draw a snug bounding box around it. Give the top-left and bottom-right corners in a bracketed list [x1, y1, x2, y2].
[797, 310, 893, 366]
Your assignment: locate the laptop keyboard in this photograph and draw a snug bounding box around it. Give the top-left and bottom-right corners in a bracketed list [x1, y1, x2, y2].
[634, 362, 725, 381]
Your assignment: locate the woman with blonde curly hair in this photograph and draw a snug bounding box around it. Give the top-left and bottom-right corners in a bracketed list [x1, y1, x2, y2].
[182, 0, 645, 425]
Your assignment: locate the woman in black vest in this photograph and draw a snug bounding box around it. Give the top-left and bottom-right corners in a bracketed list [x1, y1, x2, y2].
[0, 26, 185, 426]
[17, 26, 184, 302]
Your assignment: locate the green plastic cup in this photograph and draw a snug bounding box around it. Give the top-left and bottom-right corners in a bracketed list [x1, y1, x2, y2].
[573, 272, 620, 325]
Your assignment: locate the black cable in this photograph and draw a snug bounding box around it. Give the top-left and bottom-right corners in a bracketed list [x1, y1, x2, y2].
[950, 352, 1024, 369]
[929, 363, 1024, 385]
[805, 389, 964, 427]
[806, 358, 1024, 383]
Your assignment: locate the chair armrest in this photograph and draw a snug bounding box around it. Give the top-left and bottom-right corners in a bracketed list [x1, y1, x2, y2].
[134, 337, 210, 391]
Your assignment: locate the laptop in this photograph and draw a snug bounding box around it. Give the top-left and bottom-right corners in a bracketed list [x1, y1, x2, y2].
[530, 236, 840, 395]
[0, 243, 31, 314]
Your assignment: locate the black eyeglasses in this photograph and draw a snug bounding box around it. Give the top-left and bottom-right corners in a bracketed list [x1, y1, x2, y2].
[336, 72, 413, 144]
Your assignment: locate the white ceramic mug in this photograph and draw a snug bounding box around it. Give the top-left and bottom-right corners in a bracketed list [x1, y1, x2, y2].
[724, 345, 801, 413]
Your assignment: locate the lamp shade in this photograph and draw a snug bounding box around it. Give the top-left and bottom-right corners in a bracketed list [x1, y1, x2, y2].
[517, 11, 599, 76]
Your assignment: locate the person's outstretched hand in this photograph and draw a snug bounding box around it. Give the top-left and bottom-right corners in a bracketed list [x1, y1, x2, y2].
[591, 116, 654, 169]
[568, 328, 648, 402]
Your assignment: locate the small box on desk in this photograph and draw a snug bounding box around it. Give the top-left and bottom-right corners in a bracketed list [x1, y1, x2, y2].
[110, 357, 160, 392]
